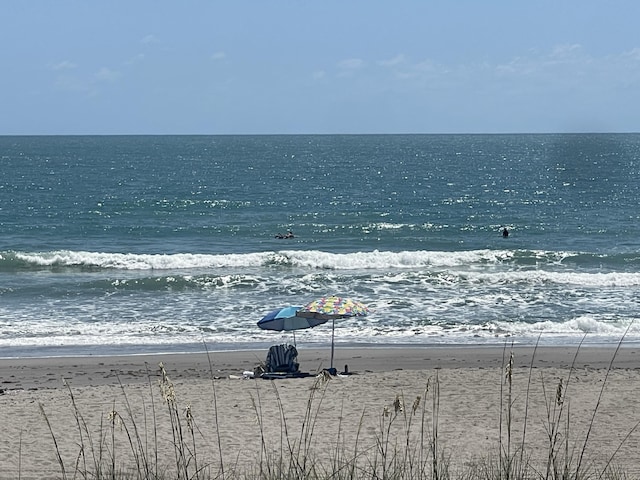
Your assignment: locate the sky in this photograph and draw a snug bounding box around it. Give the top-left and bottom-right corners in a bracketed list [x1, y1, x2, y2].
[2, 1, 640, 135]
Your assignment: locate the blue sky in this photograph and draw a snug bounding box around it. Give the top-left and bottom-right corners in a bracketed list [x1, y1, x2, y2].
[2, 1, 640, 135]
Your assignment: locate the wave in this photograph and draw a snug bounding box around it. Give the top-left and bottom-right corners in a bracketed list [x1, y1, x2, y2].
[106, 274, 264, 291]
[0, 250, 272, 271]
[2, 311, 639, 353]
[4, 268, 638, 300]
[0, 248, 638, 272]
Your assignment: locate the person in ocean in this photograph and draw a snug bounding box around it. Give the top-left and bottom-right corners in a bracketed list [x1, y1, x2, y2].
[502, 227, 509, 238]
[275, 230, 294, 239]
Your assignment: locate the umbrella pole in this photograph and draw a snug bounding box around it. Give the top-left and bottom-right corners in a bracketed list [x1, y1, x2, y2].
[330, 318, 335, 369]
[293, 330, 296, 347]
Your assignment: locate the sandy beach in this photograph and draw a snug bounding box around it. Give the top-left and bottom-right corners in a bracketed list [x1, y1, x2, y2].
[2, 344, 640, 479]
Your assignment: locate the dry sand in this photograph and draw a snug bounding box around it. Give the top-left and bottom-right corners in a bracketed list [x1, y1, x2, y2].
[2, 345, 640, 479]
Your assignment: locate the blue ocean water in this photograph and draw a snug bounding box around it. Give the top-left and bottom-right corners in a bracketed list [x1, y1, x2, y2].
[1, 134, 639, 358]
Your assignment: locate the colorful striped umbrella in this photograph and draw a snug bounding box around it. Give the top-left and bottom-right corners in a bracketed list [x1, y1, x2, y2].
[297, 296, 369, 370]
[297, 296, 369, 320]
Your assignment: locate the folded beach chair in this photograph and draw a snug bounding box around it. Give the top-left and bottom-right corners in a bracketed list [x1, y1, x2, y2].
[265, 344, 300, 374]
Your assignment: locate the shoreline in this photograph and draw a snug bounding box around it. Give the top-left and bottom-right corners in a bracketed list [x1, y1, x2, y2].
[2, 344, 639, 391]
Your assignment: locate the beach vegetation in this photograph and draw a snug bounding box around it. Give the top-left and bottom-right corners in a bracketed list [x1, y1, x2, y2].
[34, 339, 637, 480]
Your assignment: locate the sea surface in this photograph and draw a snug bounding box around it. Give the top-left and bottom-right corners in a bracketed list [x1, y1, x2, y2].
[1, 134, 640, 358]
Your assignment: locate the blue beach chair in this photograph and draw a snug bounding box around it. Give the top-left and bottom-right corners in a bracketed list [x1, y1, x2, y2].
[261, 344, 311, 379]
[265, 344, 300, 373]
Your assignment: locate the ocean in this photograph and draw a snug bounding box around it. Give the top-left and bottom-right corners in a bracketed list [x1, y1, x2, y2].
[1, 134, 639, 358]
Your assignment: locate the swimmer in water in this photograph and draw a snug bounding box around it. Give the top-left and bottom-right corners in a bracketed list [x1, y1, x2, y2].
[275, 230, 294, 239]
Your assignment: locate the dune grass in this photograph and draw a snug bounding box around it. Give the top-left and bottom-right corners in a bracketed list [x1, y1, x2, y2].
[35, 338, 638, 480]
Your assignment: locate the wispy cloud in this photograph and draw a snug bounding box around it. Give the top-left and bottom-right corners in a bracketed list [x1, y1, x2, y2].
[336, 58, 365, 78]
[94, 67, 122, 83]
[211, 51, 226, 61]
[51, 60, 77, 71]
[312, 70, 326, 80]
[549, 43, 583, 59]
[493, 44, 590, 82]
[141, 34, 160, 45]
[338, 58, 365, 70]
[326, 43, 640, 100]
[620, 47, 640, 61]
[124, 53, 145, 66]
[377, 54, 406, 67]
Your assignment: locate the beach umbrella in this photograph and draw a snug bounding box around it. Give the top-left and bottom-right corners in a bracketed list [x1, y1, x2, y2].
[257, 306, 329, 346]
[297, 296, 369, 370]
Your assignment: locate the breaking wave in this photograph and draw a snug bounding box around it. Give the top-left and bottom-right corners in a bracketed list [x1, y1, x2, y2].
[1, 248, 637, 272]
